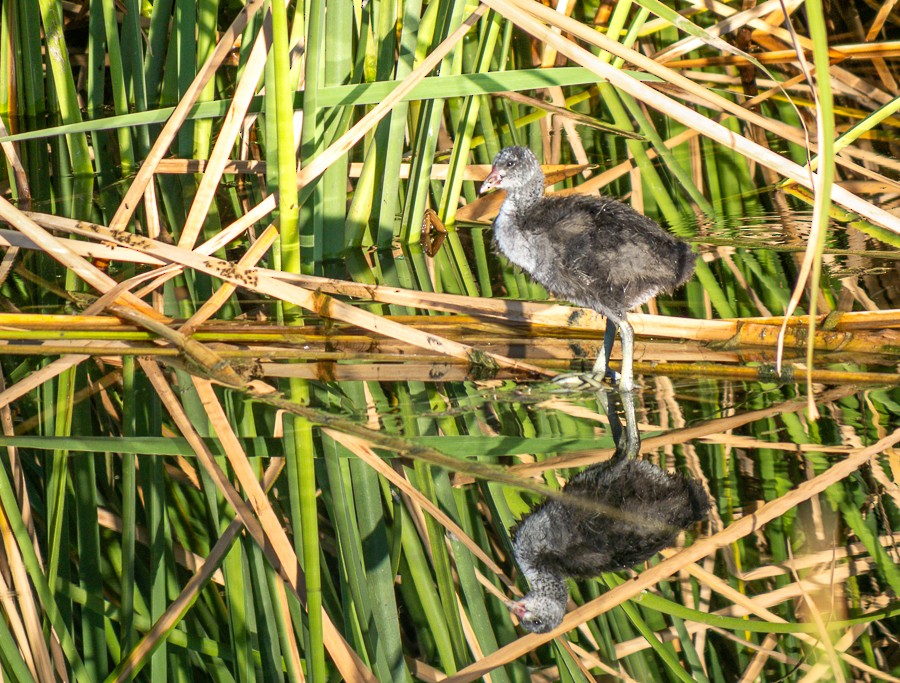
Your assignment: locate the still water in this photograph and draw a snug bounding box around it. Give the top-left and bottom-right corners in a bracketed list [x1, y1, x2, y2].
[4, 187, 900, 681]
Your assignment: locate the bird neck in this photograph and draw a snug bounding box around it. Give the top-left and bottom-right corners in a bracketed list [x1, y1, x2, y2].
[504, 168, 545, 212]
[521, 565, 568, 608]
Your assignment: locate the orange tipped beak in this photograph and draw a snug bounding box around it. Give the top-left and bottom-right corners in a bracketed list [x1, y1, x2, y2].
[480, 167, 502, 194]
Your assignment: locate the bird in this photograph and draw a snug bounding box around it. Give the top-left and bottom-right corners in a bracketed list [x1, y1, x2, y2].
[480, 146, 696, 391]
[507, 452, 709, 634]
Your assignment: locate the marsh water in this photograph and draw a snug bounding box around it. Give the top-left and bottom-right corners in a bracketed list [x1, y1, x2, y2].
[5, 178, 900, 682]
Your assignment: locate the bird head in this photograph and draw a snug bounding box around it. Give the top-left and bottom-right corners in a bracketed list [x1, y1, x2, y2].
[506, 593, 566, 634]
[480, 146, 543, 194]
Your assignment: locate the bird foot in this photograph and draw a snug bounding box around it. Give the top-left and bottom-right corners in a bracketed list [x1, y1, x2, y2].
[550, 371, 611, 391]
[550, 370, 635, 392]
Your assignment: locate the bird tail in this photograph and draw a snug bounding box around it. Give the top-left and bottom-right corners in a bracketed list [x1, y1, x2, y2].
[675, 243, 696, 288]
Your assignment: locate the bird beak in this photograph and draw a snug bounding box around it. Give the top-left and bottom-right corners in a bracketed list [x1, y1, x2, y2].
[505, 600, 526, 618]
[480, 166, 502, 194]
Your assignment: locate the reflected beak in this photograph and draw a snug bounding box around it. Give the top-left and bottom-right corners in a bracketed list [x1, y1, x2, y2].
[480, 166, 502, 194]
[506, 600, 526, 618]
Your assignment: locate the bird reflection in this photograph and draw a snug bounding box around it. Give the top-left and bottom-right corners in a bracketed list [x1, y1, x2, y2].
[508, 389, 709, 634]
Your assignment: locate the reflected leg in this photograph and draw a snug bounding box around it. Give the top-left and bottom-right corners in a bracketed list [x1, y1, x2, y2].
[619, 388, 639, 458]
[600, 387, 640, 459]
[595, 388, 617, 443]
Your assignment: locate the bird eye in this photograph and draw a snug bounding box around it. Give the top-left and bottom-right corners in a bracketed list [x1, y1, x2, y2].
[506, 160, 515, 168]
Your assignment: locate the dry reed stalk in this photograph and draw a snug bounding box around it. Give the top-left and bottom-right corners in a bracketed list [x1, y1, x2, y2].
[40, 217, 553, 378]
[567, 641, 640, 682]
[179, 26, 271, 250]
[870, 461, 900, 511]
[405, 659, 451, 683]
[0, 570, 40, 679]
[190, 254, 900, 345]
[2, 295, 898, 362]
[260, 363, 473, 383]
[652, 0, 803, 62]
[739, 632, 787, 681]
[453, 593, 488, 677]
[382, 313, 900, 354]
[529, 399, 645, 429]
[698, 434, 855, 453]
[108, 304, 249, 388]
[153, 159, 267, 175]
[0, 504, 55, 680]
[178, 224, 279, 335]
[154, 160, 596, 181]
[0, 342, 173, 356]
[95, 508, 221, 581]
[0, 268, 173, 409]
[12, 372, 121, 437]
[0, 229, 166, 264]
[670, 42, 900, 67]
[738, 534, 900, 580]
[0, 197, 160, 318]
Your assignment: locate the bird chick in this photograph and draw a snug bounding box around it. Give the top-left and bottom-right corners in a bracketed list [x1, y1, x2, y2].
[481, 146, 695, 391]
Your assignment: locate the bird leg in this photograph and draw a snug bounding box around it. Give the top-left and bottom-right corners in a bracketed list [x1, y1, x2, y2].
[551, 321, 618, 390]
[614, 317, 635, 392]
[551, 316, 636, 391]
[589, 316, 635, 392]
[590, 322, 619, 383]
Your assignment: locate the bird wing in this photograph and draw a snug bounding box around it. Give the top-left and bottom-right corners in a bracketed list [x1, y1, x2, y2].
[524, 196, 689, 313]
